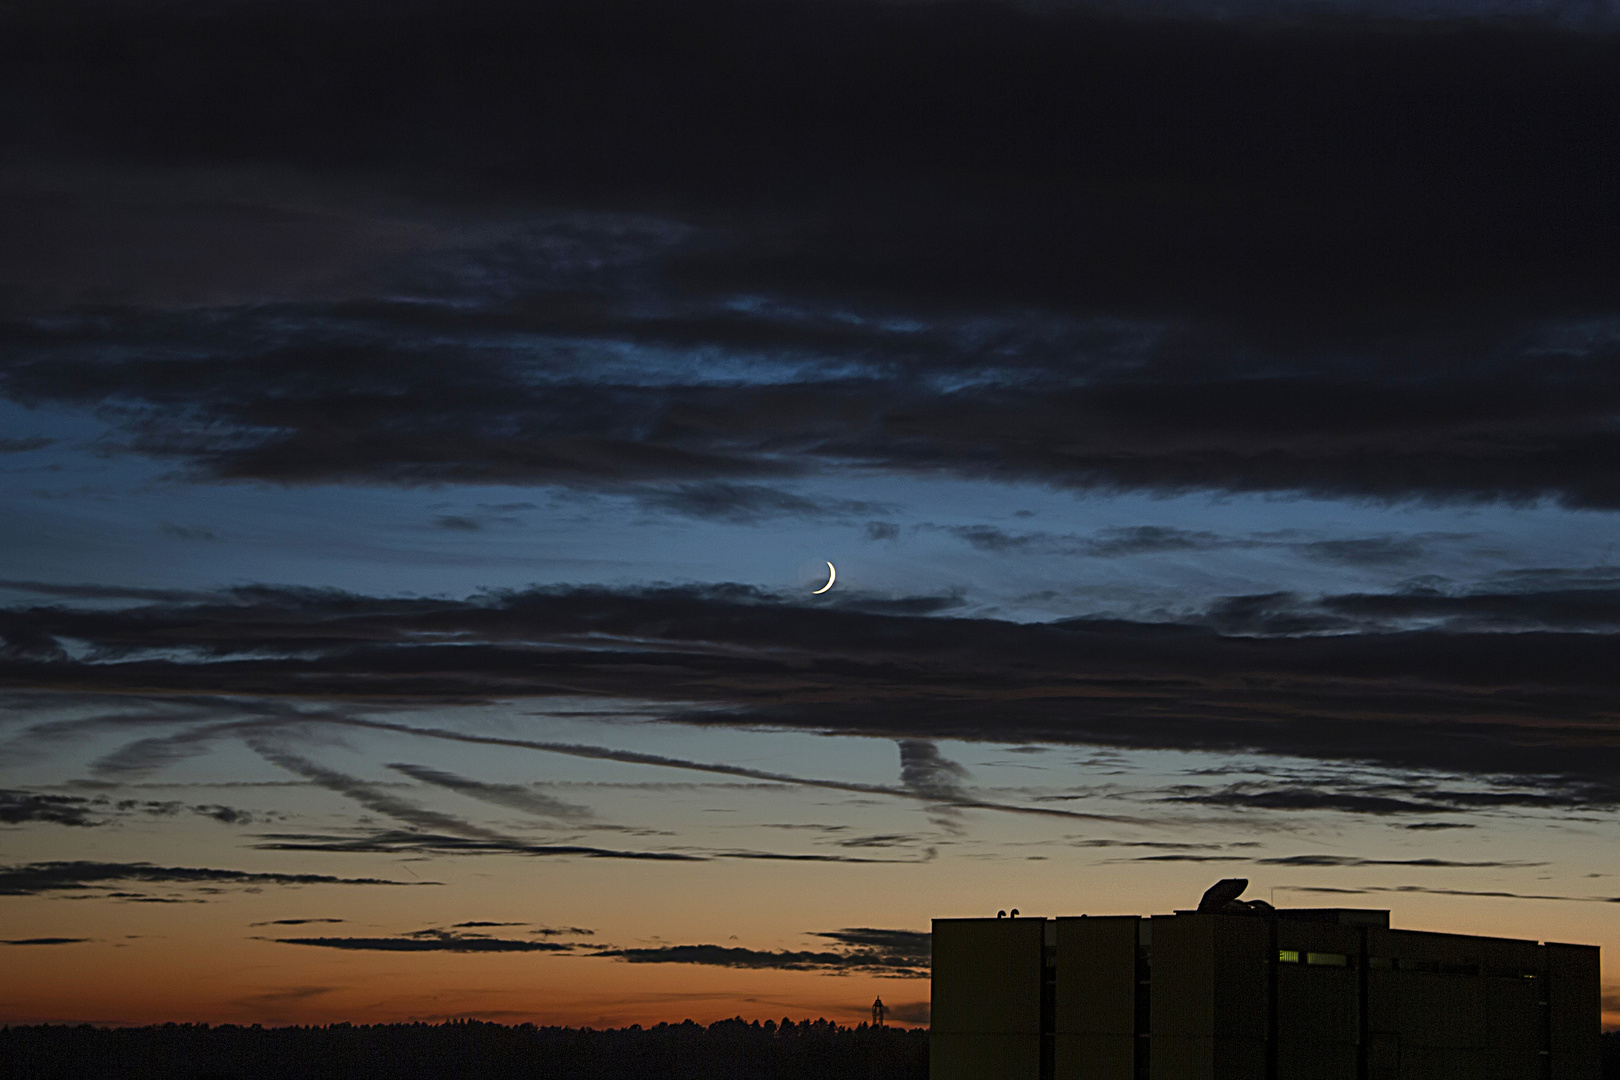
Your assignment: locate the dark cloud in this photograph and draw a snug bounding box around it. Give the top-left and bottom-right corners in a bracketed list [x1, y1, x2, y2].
[450, 921, 525, 928]
[1128, 854, 1253, 863]
[4, 584, 1620, 804]
[0, 436, 53, 452]
[0, 2, 1617, 509]
[821, 593, 969, 618]
[1127, 852, 1538, 867]
[0, 787, 258, 827]
[865, 521, 900, 542]
[434, 515, 482, 532]
[13, 306, 1620, 507]
[627, 483, 889, 524]
[276, 922, 926, 965]
[896, 738, 971, 832]
[1199, 577, 1620, 634]
[596, 926, 929, 977]
[0, 580, 208, 603]
[938, 526, 1039, 553]
[192, 803, 253, 825]
[810, 927, 930, 962]
[387, 762, 593, 821]
[1318, 582, 1620, 632]
[3, 0, 1615, 327]
[1084, 526, 1229, 558]
[595, 944, 849, 970]
[1402, 821, 1475, 830]
[932, 525, 1463, 565]
[897, 740, 969, 803]
[0, 789, 101, 827]
[1255, 855, 1541, 868]
[0, 860, 422, 897]
[1073, 839, 1233, 850]
[1168, 781, 1599, 815]
[249, 918, 345, 927]
[838, 834, 924, 849]
[529, 926, 595, 937]
[276, 931, 576, 954]
[927, 524, 1232, 556]
[1, 937, 89, 945]
[708, 848, 935, 865]
[1195, 592, 1356, 636]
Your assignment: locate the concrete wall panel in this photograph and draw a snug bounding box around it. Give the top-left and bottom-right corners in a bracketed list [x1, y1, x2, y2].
[1056, 1033, 1135, 1080]
[1055, 916, 1139, 1080]
[931, 917, 1046, 1080]
[1546, 943, 1600, 1080]
[930, 1032, 1041, 1080]
[931, 917, 1045, 1037]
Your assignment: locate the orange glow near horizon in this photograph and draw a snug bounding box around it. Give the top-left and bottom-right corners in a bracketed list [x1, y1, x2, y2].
[2, 705, 1615, 1032]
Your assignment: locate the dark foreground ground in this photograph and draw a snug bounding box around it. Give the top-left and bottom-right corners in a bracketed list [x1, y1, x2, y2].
[0, 1018, 929, 1080]
[1, 1021, 1613, 1078]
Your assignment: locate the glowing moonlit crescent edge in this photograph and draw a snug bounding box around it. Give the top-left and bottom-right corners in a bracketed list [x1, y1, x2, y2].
[812, 561, 837, 594]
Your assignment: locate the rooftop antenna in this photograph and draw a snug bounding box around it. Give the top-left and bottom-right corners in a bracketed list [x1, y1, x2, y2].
[997, 910, 1006, 918]
[1010, 908, 1019, 918]
[872, 997, 887, 1027]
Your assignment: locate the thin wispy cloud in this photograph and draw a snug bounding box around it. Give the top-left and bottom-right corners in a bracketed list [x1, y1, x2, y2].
[250, 743, 511, 843]
[249, 918, 346, 927]
[1281, 885, 1620, 904]
[0, 861, 425, 898]
[1254, 855, 1545, 869]
[248, 830, 705, 862]
[386, 763, 593, 821]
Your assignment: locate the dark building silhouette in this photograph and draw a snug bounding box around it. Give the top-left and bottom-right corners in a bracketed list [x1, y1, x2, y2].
[931, 880, 1600, 1080]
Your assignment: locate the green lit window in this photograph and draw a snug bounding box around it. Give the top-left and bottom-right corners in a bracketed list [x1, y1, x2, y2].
[1307, 952, 1347, 966]
[1278, 950, 1300, 963]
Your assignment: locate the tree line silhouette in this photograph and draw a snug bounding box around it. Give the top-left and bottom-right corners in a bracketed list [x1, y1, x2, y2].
[4, 1020, 1615, 1077]
[0, 1017, 929, 1080]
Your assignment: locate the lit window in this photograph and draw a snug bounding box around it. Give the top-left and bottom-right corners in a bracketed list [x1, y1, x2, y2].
[1278, 950, 1300, 963]
[1307, 953, 1347, 966]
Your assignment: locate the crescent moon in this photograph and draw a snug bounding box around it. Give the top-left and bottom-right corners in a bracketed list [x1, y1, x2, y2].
[811, 561, 837, 594]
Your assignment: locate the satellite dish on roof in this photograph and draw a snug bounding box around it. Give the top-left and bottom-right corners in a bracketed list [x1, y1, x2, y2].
[1197, 878, 1250, 913]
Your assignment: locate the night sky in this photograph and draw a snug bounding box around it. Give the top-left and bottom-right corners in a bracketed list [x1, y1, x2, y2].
[2, 0, 1619, 1031]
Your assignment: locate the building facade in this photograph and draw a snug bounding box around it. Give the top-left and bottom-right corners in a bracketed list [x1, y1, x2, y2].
[931, 882, 1600, 1080]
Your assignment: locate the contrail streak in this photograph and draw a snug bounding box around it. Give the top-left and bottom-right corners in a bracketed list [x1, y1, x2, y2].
[333, 716, 1141, 824]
